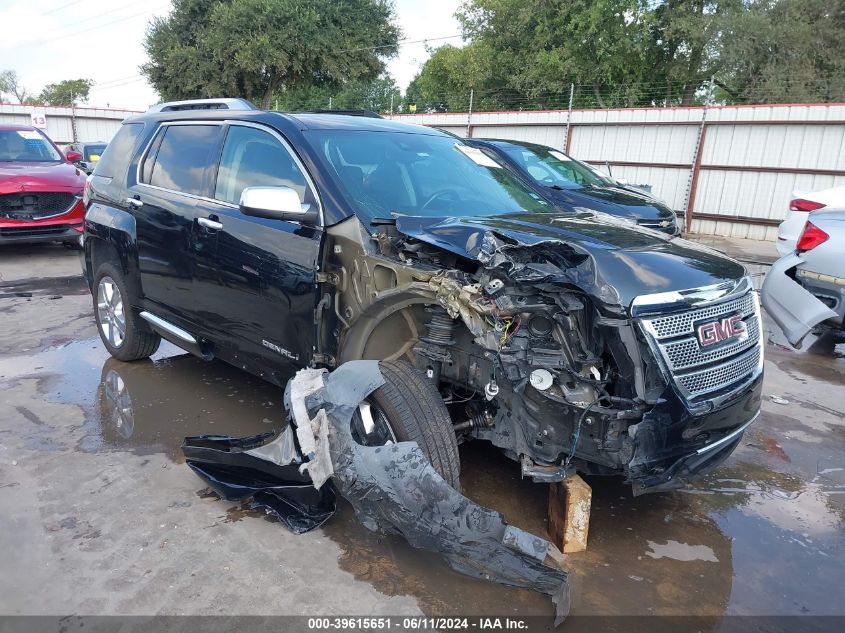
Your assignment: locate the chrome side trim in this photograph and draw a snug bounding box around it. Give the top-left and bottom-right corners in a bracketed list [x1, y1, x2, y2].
[139, 311, 197, 344]
[695, 412, 759, 455]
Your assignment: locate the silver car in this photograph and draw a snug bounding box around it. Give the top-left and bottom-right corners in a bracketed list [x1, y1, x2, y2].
[762, 210, 844, 346]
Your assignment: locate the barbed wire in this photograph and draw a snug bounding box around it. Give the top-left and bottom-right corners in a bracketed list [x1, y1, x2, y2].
[309, 78, 845, 115]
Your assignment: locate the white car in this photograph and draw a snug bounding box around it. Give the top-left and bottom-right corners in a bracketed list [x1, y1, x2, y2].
[776, 184, 845, 256]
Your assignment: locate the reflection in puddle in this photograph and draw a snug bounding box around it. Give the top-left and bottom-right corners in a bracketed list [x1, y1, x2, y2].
[645, 540, 719, 562]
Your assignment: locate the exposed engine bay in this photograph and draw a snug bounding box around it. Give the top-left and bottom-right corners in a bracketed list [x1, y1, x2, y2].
[319, 214, 763, 494]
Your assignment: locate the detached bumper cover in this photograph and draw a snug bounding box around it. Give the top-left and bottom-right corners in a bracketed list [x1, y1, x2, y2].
[761, 252, 838, 346]
[182, 361, 571, 626]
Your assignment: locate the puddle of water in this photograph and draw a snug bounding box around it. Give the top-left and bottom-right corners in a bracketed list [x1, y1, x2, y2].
[1, 327, 844, 618]
[0, 274, 89, 298]
[0, 337, 287, 462]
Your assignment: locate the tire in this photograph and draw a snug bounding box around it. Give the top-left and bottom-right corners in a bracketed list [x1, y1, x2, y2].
[93, 262, 161, 361]
[365, 360, 461, 489]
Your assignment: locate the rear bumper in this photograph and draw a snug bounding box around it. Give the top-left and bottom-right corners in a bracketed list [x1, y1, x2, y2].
[760, 253, 838, 346]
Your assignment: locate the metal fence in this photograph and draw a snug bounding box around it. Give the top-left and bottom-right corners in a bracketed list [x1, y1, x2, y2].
[393, 102, 845, 242]
[0, 103, 136, 146]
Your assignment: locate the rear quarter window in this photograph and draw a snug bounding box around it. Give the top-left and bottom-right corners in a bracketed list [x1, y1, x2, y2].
[93, 123, 145, 178]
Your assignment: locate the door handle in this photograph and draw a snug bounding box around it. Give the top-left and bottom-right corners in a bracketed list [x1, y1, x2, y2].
[125, 197, 143, 209]
[197, 217, 223, 231]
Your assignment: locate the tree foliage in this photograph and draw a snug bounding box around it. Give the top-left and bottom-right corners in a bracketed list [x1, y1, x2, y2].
[408, 0, 845, 110]
[143, 0, 400, 109]
[0, 69, 31, 104]
[277, 73, 401, 112]
[38, 79, 94, 106]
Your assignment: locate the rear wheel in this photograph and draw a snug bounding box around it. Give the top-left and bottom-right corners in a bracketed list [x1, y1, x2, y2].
[351, 360, 461, 489]
[93, 262, 161, 361]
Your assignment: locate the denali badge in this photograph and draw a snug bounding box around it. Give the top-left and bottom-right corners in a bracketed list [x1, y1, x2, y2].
[696, 314, 746, 348]
[261, 339, 299, 361]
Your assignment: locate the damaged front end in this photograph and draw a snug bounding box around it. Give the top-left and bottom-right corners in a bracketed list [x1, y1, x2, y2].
[321, 212, 762, 495]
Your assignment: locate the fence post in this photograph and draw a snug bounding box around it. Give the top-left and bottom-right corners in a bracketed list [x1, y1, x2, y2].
[329, 96, 333, 109]
[564, 83, 574, 153]
[683, 77, 714, 233]
[466, 89, 474, 137]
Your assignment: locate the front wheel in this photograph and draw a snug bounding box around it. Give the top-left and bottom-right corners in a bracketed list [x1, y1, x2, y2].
[351, 360, 461, 489]
[93, 262, 161, 361]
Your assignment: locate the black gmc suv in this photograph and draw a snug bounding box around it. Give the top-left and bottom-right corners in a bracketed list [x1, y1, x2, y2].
[84, 98, 763, 493]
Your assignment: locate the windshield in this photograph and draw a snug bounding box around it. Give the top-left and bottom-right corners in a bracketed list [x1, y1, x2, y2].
[496, 143, 610, 189]
[83, 144, 107, 162]
[307, 130, 553, 225]
[0, 129, 62, 162]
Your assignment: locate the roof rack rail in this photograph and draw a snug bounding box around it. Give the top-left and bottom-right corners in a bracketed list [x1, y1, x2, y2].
[300, 109, 383, 119]
[147, 98, 258, 113]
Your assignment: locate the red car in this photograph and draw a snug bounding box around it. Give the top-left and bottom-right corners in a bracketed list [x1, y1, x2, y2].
[0, 124, 86, 246]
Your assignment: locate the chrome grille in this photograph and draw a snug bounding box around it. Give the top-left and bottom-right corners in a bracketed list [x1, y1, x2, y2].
[641, 290, 763, 400]
[646, 292, 756, 340]
[663, 316, 760, 371]
[678, 346, 761, 397]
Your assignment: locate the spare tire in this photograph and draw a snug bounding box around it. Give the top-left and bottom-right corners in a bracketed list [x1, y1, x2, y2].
[350, 360, 461, 489]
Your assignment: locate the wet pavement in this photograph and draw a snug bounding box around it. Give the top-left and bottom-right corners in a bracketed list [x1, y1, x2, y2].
[1, 246, 844, 626]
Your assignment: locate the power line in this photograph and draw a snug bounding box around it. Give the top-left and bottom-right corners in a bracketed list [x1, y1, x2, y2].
[42, 0, 83, 16]
[336, 34, 462, 54]
[20, 5, 169, 47]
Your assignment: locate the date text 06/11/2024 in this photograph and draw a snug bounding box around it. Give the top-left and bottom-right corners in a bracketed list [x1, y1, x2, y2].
[307, 617, 529, 630]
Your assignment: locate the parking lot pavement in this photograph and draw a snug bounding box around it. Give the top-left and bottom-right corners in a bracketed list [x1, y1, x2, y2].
[1, 246, 843, 624]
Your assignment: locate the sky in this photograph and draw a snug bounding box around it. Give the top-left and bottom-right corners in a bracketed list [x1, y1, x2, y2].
[0, 0, 462, 111]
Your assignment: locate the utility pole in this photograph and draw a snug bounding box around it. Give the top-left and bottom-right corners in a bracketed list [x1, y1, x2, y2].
[389, 93, 394, 119]
[70, 90, 78, 143]
[329, 96, 333, 109]
[466, 89, 474, 138]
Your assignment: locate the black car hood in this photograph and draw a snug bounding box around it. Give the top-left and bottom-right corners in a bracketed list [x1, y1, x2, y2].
[546, 185, 675, 221]
[394, 212, 746, 315]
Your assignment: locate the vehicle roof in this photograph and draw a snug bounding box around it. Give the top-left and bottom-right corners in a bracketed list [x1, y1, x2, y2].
[0, 124, 39, 132]
[125, 108, 448, 137]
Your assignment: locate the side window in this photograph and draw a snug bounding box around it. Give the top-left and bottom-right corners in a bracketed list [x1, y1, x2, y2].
[214, 125, 315, 207]
[148, 125, 222, 196]
[93, 123, 144, 178]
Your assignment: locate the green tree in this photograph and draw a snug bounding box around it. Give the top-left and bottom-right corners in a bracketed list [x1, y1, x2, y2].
[38, 79, 94, 106]
[274, 73, 401, 113]
[456, 0, 654, 108]
[716, 0, 845, 104]
[143, 0, 400, 109]
[0, 69, 30, 104]
[404, 44, 494, 112]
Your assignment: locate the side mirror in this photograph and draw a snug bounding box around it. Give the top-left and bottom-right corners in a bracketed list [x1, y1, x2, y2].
[66, 150, 83, 163]
[239, 186, 318, 224]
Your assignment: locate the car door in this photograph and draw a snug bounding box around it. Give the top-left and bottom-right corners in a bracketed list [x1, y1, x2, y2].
[130, 122, 224, 326]
[192, 122, 322, 380]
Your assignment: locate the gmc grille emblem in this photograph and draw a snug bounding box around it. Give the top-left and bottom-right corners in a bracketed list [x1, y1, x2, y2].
[696, 314, 746, 348]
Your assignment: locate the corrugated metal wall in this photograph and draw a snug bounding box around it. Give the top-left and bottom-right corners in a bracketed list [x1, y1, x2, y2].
[395, 104, 845, 241]
[0, 104, 137, 146]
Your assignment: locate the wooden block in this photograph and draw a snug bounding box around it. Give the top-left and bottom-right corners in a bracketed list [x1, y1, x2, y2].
[548, 474, 592, 553]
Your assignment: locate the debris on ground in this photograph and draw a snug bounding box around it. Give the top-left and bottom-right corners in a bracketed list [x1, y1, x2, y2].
[181, 360, 571, 626]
